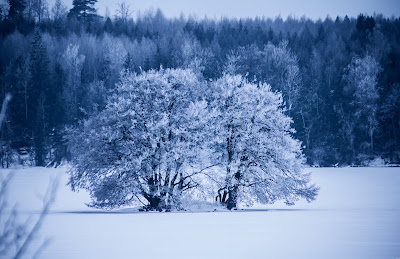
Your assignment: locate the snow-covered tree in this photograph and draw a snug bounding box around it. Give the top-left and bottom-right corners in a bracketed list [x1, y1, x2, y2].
[51, 0, 67, 21]
[342, 55, 380, 152]
[67, 68, 214, 211]
[31, 0, 49, 23]
[270, 41, 301, 114]
[0, 0, 10, 20]
[211, 74, 318, 210]
[102, 34, 128, 85]
[224, 42, 301, 116]
[61, 43, 85, 124]
[115, 2, 133, 25]
[67, 69, 318, 211]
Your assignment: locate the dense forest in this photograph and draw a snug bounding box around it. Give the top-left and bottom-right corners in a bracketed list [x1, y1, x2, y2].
[1, 0, 400, 168]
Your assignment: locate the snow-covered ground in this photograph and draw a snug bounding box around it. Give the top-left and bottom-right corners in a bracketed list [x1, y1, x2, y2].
[1, 166, 399, 259]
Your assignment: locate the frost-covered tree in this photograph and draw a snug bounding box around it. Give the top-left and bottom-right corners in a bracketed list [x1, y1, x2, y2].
[31, 0, 49, 22]
[61, 44, 85, 124]
[115, 2, 133, 25]
[102, 34, 127, 85]
[67, 69, 214, 211]
[342, 55, 380, 152]
[0, 1, 10, 20]
[270, 41, 301, 114]
[212, 74, 318, 210]
[51, 0, 67, 21]
[224, 42, 301, 115]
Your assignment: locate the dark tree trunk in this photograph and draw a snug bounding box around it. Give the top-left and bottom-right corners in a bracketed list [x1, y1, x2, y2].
[221, 171, 242, 210]
[226, 186, 238, 210]
[143, 194, 162, 212]
[145, 176, 164, 211]
[148, 196, 162, 211]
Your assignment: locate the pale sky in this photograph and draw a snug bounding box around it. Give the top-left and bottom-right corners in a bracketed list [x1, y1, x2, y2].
[53, 0, 400, 20]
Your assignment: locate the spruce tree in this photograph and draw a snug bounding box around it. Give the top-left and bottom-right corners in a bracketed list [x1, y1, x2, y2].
[68, 0, 98, 24]
[7, 0, 26, 22]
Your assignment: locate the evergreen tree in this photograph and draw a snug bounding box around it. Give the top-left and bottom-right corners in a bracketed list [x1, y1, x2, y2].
[7, 0, 26, 22]
[68, 0, 98, 24]
[103, 16, 113, 33]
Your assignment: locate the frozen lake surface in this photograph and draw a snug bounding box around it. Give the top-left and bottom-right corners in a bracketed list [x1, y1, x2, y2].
[1, 166, 400, 259]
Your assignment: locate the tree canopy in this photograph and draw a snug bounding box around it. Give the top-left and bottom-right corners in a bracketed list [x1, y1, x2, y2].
[66, 69, 318, 211]
[0, 9, 399, 168]
[68, 0, 98, 23]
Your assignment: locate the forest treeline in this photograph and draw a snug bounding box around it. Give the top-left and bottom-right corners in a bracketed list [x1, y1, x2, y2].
[0, 0, 399, 167]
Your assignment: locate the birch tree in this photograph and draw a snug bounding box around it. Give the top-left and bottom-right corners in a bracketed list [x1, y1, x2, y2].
[343, 55, 380, 151]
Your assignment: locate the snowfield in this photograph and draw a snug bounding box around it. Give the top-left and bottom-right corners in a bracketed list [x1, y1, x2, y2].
[1, 166, 400, 259]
